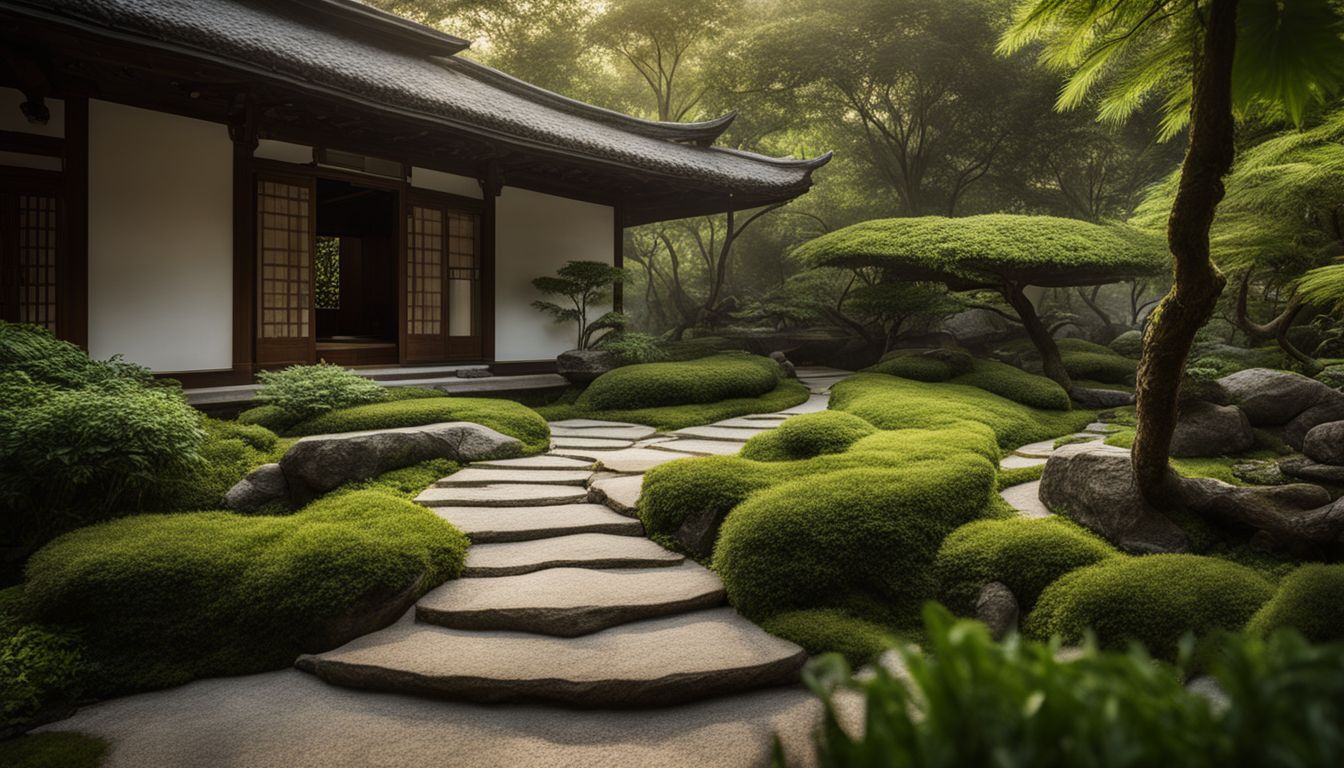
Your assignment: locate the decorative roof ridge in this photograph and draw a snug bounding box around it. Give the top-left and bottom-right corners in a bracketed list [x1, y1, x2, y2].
[279, 0, 470, 57]
[713, 146, 834, 170]
[439, 55, 738, 145]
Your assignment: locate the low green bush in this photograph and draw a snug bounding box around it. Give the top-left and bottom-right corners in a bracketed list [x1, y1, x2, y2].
[22, 489, 469, 693]
[1, 591, 88, 730]
[383, 386, 448, 401]
[951, 359, 1071, 410]
[935, 517, 1116, 614]
[1061, 350, 1136, 384]
[761, 609, 898, 667]
[740, 411, 876, 461]
[864, 354, 954, 382]
[538, 380, 809, 431]
[284, 396, 550, 453]
[1247, 564, 1344, 642]
[237, 404, 296, 432]
[0, 321, 154, 390]
[150, 419, 287, 512]
[1026, 554, 1274, 659]
[254, 363, 387, 422]
[0, 732, 108, 768]
[577, 352, 780, 410]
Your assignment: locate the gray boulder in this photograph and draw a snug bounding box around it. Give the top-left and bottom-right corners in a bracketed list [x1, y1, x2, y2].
[975, 582, 1019, 640]
[281, 422, 522, 505]
[769, 352, 798, 379]
[1280, 458, 1344, 485]
[1219, 368, 1342, 426]
[1170, 401, 1254, 458]
[1175, 477, 1342, 555]
[556, 349, 616, 385]
[1286, 399, 1344, 450]
[1108, 330, 1143, 358]
[224, 462, 288, 512]
[1304, 420, 1344, 466]
[1039, 443, 1188, 554]
[1069, 386, 1135, 409]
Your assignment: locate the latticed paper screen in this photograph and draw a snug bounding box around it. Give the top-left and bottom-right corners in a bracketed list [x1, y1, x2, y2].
[446, 211, 477, 336]
[408, 205, 445, 337]
[17, 193, 58, 332]
[257, 181, 311, 339]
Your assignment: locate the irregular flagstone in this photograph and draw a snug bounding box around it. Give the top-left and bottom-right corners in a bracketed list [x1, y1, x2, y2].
[552, 436, 634, 450]
[1000, 481, 1051, 519]
[1012, 439, 1059, 458]
[416, 563, 726, 636]
[592, 447, 696, 473]
[779, 395, 830, 415]
[435, 468, 592, 487]
[551, 424, 658, 441]
[739, 413, 790, 422]
[430, 504, 642, 543]
[416, 484, 589, 508]
[999, 454, 1048, 470]
[590, 474, 645, 514]
[649, 439, 744, 456]
[295, 608, 807, 708]
[473, 455, 595, 470]
[714, 416, 791, 428]
[671, 425, 772, 442]
[463, 533, 682, 576]
[548, 419, 648, 429]
[1084, 422, 1119, 434]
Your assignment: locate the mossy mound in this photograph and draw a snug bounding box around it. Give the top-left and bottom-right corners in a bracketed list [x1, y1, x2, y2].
[740, 411, 877, 461]
[1026, 554, 1273, 659]
[865, 354, 956, 382]
[282, 396, 550, 453]
[577, 353, 781, 410]
[935, 517, 1117, 614]
[761, 608, 898, 666]
[951, 359, 1071, 410]
[1061, 351, 1137, 385]
[1247, 564, 1344, 642]
[537, 380, 809, 431]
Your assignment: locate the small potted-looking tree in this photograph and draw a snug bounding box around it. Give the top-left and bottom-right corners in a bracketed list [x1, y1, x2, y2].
[532, 260, 627, 384]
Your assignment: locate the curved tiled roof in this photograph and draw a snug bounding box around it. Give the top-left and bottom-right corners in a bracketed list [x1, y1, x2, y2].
[11, 0, 829, 196]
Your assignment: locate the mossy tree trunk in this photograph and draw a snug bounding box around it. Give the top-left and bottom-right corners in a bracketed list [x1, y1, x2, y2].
[1132, 0, 1237, 504]
[1002, 282, 1072, 390]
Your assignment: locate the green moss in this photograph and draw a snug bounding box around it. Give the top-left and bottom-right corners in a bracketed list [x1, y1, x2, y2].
[935, 517, 1117, 614]
[576, 352, 781, 410]
[740, 411, 877, 461]
[951, 359, 1071, 410]
[150, 418, 290, 512]
[864, 354, 954, 382]
[284, 396, 550, 453]
[383, 386, 447, 401]
[1104, 427, 1283, 486]
[537, 380, 809, 431]
[0, 733, 107, 768]
[22, 489, 469, 693]
[637, 457, 776, 543]
[761, 609, 899, 666]
[1027, 554, 1274, 659]
[1247, 564, 1344, 642]
[237, 404, 297, 432]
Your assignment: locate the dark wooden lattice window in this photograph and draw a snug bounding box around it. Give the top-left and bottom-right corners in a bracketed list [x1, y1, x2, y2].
[16, 193, 59, 332]
[255, 175, 315, 365]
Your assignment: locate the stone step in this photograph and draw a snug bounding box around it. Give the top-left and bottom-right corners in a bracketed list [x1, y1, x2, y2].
[416, 484, 590, 508]
[473, 455, 595, 470]
[1012, 439, 1058, 459]
[435, 468, 592, 487]
[714, 416, 790, 428]
[999, 454, 1047, 470]
[549, 419, 646, 429]
[670, 426, 770, 442]
[551, 424, 658, 441]
[779, 395, 830, 415]
[552, 436, 634, 450]
[589, 474, 645, 514]
[295, 607, 807, 708]
[1000, 480, 1051, 519]
[463, 533, 683, 576]
[415, 563, 726, 636]
[649, 439, 744, 456]
[740, 413, 790, 422]
[431, 504, 643, 543]
[592, 447, 695, 473]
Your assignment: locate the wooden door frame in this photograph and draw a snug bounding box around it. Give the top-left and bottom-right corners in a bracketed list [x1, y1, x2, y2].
[401, 187, 486, 365]
[253, 167, 317, 368]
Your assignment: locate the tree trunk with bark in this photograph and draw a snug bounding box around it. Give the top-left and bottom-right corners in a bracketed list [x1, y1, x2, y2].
[1003, 283, 1072, 389]
[1233, 273, 1320, 374]
[1132, 0, 1237, 504]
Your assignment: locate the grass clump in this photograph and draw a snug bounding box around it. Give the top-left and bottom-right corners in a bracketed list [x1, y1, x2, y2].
[740, 411, 876, 461]
[0, 732, 108, 768]
[951, 359, 1071, 410]
[761, 609, 899, 667]
[22, 489, 469, 693]
[935, 517, 1117, 614]
[538, 380, 809, 431]
[284, 396, 550, 453]
[1247, 564, 1344, 642]
[1026, 554, 1273, 660]
[576, 352, 781, 410]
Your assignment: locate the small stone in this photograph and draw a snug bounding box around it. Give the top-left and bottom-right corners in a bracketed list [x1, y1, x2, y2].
[975, 582, 1019, 639]
[455, 368, 492, 379]
[224, 463, 288, 512]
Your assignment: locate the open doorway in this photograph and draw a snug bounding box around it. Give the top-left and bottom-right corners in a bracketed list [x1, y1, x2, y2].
[314, 178, 398, 366]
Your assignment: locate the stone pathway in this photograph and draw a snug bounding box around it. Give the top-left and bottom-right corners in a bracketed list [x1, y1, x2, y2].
[997, 422, 1113, 518]
[295, 367, 851, 711]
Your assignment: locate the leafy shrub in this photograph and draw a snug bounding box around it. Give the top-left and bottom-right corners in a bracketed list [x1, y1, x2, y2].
[22, 489, 469, 693]
[236, 404, 296, 432]
[864, 354, 954, 382]
[577, 352, 780, 410]
[935, 517, 1116, 613]
[594, 332, 668, 364]
[740, 411, 876, 461]
[538, 380, 809, 431]
[793, 603, 1344, 768]
[0, 593, 88, 729]
[1247, 564, 1344, 642]
[254, 364, 386, 422]
[0, 322, 154, 390]
[284, 396, 550, 453]
[0, 732, 108, 768]
[1061, 350, 1136, 384]
[150, 419, 286, 512]
[1027, 554, 1273, 659]
[761, 609, 897, 666]
[951, 359, 1071, 410]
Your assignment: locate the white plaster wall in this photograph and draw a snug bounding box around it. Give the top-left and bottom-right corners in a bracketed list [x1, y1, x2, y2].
[88, 100, 233, 372]
[411, 167, 482, 199]
[494, 187, 613, 361]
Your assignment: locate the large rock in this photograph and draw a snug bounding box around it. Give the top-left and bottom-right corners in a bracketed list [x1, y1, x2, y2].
[1169, 400, 1254, 458]
[1286, 399, 1344, 450]
[281, 422, 521, 505]
[1039, 443, 1188, 554]
[1176, 478, 1342, 555]
[975, 582, 1019, 640]
[556, 349, 616, 385]
[1069, 386, 1135, 409]
[1219, 368, 1342, 426]
[224, 462, 288, 512]
[1280, 458, 1344, 485]
[1304, 421, 1344, 466]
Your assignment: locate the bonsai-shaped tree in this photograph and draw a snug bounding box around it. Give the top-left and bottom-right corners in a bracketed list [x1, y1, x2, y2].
[531, 260, 627, 350]
[793, 214, 1166, 391]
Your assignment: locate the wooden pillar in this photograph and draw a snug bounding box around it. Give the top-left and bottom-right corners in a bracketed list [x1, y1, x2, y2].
[478, 160, 502, 363]
[61, 94, 88, 349]
[612, 203, 625, 313]
[229, 98, 258, 381]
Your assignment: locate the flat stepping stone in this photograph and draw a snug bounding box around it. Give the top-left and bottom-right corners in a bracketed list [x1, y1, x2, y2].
[1012, 439, 1058, 459]
[431, 504, 642, 543]
[794, 366, 853, 377]
[548, 419, 646, 429]
[551, 425, 657, 441]
[593, 447, 696, 473]
[740, 413, 790, 422]
[473, 455, 594, 470]
[714, 416, 790, 428]
[779, 395, 830, 415]
[1000, 480, 1051, 519]
[650, 439, 744, 456]
[671, 426, 771, 442]
[295, 607, 807, 707]
[552, 436, 634, 450]
[1000, 454, 1048, 470]
[463, 533, 682, 576]
[416, 484, 589, 508]
[1084, 422, 1120, 434]
[435, 468, 592, 487]
[416, 562, 726, 636]
[590, 474, 645, 514]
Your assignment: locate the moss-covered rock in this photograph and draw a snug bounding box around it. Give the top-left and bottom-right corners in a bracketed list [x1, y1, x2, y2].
[283, 396, 550, 453]
[951, 359, 1071, 410]
[740, 411, 877, 461]
[577, 353, 781, 410]
[1246, 564, 1344, 642]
